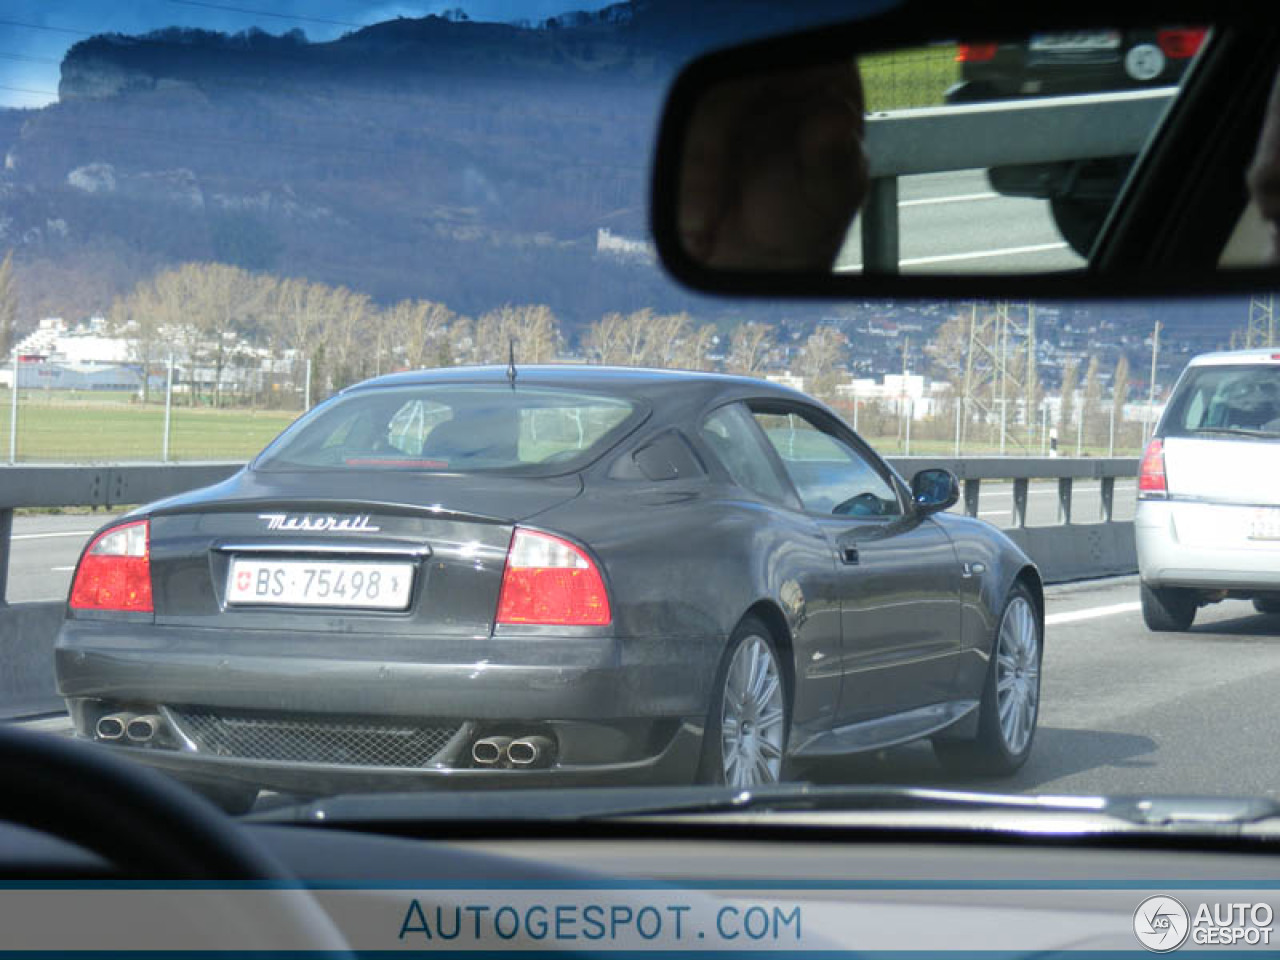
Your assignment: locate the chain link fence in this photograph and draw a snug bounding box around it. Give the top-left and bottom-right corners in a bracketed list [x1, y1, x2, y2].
[859, 44, 960, 112]
[2, 355, 305, 463]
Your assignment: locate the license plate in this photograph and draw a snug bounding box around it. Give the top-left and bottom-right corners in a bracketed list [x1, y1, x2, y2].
[1029, 30, 1122, 51]
[1249, 508, 1280, 541]
[226, 558, 414, 609]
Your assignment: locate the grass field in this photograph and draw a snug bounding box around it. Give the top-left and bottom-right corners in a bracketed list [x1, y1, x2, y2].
[6, 399, 299, 462]
[859, 44, 960, 112]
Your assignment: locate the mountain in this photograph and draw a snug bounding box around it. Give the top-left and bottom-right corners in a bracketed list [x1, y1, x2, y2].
[0, 1, 864, 334]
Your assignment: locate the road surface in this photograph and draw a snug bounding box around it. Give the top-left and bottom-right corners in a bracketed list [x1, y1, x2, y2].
[811, 575, 1280, 798]
[837, 169, 1087, 274]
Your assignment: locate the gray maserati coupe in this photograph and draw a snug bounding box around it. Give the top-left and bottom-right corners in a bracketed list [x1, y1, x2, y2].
[55, 365, 1043, 809]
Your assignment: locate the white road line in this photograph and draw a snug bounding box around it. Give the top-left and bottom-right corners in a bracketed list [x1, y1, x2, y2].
[838, 241, 1072, 272]
[1045, 601, 1141, 626]
[900, 191, 1000, 208]
[51, 565, 74, 571]
[11, 530, 96, 541]
[899, 242, 1070, 267]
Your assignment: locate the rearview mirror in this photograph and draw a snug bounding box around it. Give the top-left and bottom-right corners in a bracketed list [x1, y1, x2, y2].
[650, 3, 1280, 298]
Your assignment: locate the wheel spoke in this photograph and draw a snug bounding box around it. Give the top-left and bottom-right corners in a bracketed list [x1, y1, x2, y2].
[756, 670, 780, 710]
[757, 737, 783, 760]
[756, 705, 785, 731]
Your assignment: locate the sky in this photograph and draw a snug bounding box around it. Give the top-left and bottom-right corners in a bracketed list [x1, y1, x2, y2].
[0, 0, 617, 107]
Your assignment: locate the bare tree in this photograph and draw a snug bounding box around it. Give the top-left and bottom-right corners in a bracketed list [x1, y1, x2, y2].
[385, 299, 458, 371]
[798, 325, 849, 400]
[583, 311, 633, 365]
[726, 321, 775, 376]
[109, 280, 165, 403]
[674, 323, 718, 371]
[1058, 358, 1080, 439]
[470, 304, 561, 365]
[1112, 353, 1130, 427]
[1081, 355, 1102, 445]
[0, 251, 16, 359]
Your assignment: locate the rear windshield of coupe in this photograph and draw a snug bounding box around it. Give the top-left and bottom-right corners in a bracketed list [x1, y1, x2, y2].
[1163, 364, 1280, 439]
[257, 385, 637, 473]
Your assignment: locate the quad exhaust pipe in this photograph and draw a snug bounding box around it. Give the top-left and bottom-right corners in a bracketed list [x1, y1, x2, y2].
[95, 711, 166, 744]
[471, 734, 556, 768]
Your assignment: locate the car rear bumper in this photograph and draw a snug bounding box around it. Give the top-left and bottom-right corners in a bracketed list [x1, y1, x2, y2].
[60, 721, 705, 795]
[1136, 499, 1280, 591]
[55, 620, 722, 792]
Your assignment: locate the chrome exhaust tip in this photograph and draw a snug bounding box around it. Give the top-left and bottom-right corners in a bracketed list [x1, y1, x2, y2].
[508, 735, 554, 768]
[95, 713, 132, 741]
[126, 714, 163, 744]
[471, 736, 512, 767]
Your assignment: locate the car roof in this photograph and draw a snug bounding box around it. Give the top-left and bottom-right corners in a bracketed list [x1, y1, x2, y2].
[344, 364, 813, 403]
[1187, 348, 1280, 367]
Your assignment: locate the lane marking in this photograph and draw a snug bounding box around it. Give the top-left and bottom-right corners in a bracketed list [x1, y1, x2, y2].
[839, 241, 1072, 272]
[12, 530, 96, 541]
[51, 565, 74, 572]
[900, 241, 1071, 267]
[1045, 601, 1141, 626]
[900, 191, 1000, 208]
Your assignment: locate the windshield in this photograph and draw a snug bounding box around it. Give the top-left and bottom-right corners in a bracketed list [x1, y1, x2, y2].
[7, 0, 1280, 830]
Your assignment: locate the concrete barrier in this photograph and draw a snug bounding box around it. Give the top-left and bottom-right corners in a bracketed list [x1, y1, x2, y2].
[0, 602, 65, 719]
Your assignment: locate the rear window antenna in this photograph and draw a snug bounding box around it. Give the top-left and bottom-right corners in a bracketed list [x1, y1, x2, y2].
[507, 337, 518, 390]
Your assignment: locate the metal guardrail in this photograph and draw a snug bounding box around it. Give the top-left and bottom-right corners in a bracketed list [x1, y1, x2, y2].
[859, 88, 1179, 272]
[0, 458, 1139, 718]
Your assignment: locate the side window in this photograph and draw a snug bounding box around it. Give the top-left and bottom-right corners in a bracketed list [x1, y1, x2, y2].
[699, 405, 790, 504]
[753, 410, 901, 517]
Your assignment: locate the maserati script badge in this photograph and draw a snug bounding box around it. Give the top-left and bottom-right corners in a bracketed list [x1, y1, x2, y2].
[258, 513, 382, 533]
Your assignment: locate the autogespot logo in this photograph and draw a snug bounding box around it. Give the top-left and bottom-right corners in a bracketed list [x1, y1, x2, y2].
[1134, 896, 1191, 952]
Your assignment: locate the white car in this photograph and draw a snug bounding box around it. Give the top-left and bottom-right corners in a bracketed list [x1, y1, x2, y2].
[1136, 348, 1280, 631]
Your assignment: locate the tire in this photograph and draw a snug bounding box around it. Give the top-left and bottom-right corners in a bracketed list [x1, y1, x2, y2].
[1049, 196, 1111, 257]
[933, 583, 1041, 777]
[1141, 582, 1197, 632]
[697, 616, 790, 787]
[1254, 598, 1280, 615]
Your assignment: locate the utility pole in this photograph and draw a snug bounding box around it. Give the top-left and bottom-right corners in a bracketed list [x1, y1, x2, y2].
[162, 354, 174, 462]
[1247, 293, 1275, 348]
[900, 336, 910, 451]
[960, 301, 1036, 455]
[1147, 319, 1162, 441]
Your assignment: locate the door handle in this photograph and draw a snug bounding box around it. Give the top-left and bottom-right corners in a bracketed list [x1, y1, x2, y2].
[841, 545, 860, 565]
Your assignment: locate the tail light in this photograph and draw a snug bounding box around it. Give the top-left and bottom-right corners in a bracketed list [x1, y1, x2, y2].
[1156, 27, 1207, 59]
[496, 528, 611, 627]
[69, 519, 154, 613]
[956, 42, 998, 62]
[1138, 439, 1168, 499]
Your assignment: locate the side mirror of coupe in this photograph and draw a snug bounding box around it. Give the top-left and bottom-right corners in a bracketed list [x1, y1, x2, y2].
[911, 469, 960, 515]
